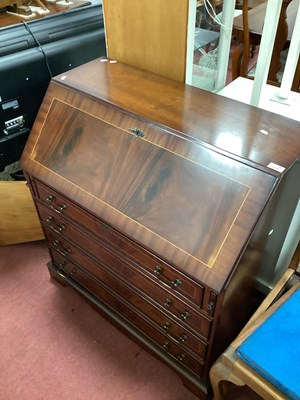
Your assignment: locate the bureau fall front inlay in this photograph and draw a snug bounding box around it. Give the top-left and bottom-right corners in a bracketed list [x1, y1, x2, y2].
[21, 59, 300, 399]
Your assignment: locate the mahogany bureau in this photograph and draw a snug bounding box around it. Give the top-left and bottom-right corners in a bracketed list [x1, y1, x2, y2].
[20, 59, 300, 399]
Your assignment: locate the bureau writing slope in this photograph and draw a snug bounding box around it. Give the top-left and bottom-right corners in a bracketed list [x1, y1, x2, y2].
[20, 59, 300, 399]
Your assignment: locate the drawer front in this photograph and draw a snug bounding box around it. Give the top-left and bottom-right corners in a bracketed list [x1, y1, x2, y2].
[37, 201, 205, 311]
[48, 239, 211, 350]
[51, 257, 205, 379]
[34, 180, 204, 308]
[34, 180, 72, 216]
[41, 215, 212, 341]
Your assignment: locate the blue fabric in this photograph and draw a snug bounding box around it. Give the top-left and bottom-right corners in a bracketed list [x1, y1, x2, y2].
[236, 289, 300, 400]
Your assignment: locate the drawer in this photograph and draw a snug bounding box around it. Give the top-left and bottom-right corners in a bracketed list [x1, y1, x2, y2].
[34, 179, 71, 215]
[37, 201, 204, 309]
[157, 338, 204, 379]
[34, 180, 204, 308]
[49, 239, 211, 347]
[43, 222, 212, 341]
[51, 257, 205, 379]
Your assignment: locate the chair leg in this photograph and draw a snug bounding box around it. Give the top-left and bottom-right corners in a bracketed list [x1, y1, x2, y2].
[210, 355, 247, 400]
[209, 359, 230, 400]
[232, 41, 245, 80]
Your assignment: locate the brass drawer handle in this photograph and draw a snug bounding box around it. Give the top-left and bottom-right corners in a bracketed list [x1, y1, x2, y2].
[57, 262, 76, 278]
[57, 262, 68, 278]
[163, 322, 188, 344]
[57, 269, 67, 278]
[46, 216, 65, 234]
[51, 224, 65, 234]
[46, 194, 67, 214]
[181, 311, 191, 321]
[154, 266, 182, 289]
[164, 298, 173, 308]
[163, 300, 191, 322]
[163, 322, 171, 330]
[177, 354, 185, 362]
[163, 341, 185, 363]
[53, 240, 70, 256]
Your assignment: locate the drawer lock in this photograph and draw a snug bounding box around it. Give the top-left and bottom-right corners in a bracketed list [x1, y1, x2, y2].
[129, 127, 145, 138]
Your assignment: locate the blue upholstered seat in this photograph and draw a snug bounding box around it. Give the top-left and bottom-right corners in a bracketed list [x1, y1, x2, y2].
[236, 290, 300, 400]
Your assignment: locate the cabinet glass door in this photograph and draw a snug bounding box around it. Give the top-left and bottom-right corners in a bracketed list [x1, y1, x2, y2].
[186, 0, 237, 92]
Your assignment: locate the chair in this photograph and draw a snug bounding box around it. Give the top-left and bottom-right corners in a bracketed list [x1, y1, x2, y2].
[210, 243, 300, 400]
[232, 0, 300, 92]
[209, 241, 300, 400]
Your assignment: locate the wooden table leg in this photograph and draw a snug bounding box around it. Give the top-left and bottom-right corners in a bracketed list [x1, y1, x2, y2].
[268, 0, 292, 83]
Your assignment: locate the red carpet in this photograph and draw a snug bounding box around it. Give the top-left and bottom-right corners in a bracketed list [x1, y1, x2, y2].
[0, 240, 261, 400]
[0, 240, 200, 400]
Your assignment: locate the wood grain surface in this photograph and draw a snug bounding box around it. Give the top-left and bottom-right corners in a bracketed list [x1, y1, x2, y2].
[19, 59, 300, 398]
[102, 0, 189, 82]
[50, 59, 300, 171]
[19, 60, 292, 291]
[0, 181, 44, 245]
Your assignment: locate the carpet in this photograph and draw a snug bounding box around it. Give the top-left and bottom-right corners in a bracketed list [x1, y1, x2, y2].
[0, 241, 199, 400]
[0, 241, 262, 400]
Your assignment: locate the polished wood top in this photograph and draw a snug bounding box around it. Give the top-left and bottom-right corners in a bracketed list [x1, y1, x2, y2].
[52, 58, 300, 172]
[32, 96, 276, 270]
[21, 91, 276, 291]
[21, 60, 300, 292]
